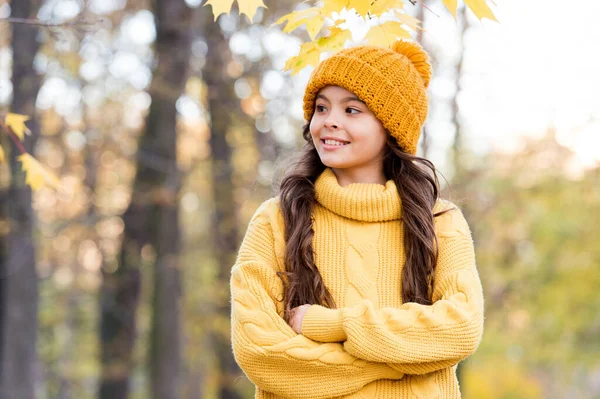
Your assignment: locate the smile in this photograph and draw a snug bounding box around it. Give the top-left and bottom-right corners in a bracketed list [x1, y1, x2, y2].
[321, 139, 349, 145]
[321, 139, 350, 150]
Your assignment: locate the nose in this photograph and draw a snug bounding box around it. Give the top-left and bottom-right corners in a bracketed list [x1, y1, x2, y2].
[324, 115, 339, 129]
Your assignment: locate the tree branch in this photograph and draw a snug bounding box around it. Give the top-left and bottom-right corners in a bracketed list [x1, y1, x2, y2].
[0, 14, 105, 38]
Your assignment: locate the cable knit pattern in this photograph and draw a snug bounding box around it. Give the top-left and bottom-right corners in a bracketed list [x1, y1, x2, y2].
[230, 168, 484, 399]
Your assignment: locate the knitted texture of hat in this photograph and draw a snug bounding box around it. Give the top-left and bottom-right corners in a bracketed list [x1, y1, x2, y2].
[303, 39, 432, 155]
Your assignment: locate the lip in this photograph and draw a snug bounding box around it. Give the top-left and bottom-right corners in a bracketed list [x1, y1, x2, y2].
[321, 138, 350, 151]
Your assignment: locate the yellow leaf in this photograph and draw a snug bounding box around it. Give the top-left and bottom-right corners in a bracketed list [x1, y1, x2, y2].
[364, 20, 411, 47]
[0, 145, 4, 164]
[5, 113, 32, 141]
[323, 0, 404, 18]
[464, 0, 498, 22]
[17, 153, 61, 191]
[316, 27, 352, 53]
[237, 0, 267, 23]
[393, 9, 423, 32]
[348, 0, 372, 17]
[369, 0, 404, 17]
[441, 0, 458, 18]
[204, 0, 234, 21]
[274, 7, 325, 40]
[305, 18, 326, 41]
[204, 0, 267, 23]
[322, 0, 350, 15]
[284, 42, 322, 75]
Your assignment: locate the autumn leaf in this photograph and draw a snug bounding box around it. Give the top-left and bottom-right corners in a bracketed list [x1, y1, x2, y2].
[272, 0, 499, 76]
[393, 9, 423, 32]
[338, 0, 404, 18]
[0, 145, 4, 164]
[369, 0, 404, 17]
[316, 26, 352, 53]
[237, 0, 267, 22]
[441, 0, 458, 18]
[273, 7, 325, 40]
[322, 0, 350, 15]
[203, 0, 232, 21]
[464, 0, 498, 21]
[5, 113, 32, 141]
[17, 153, 61, 191]
[204, 0, 267, 23]
[349, 0, 372, 17]
[284, 42, 322, 75]
[364, 20, 411, 47]
[284, 26, 352, 76]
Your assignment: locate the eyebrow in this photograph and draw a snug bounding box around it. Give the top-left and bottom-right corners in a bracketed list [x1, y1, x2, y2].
[316, 94, 365, 104]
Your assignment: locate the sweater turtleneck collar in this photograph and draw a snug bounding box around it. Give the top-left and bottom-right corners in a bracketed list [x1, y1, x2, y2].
[314, 168, 402, 222]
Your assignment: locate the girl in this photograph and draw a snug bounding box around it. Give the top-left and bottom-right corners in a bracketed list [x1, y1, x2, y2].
[230, 39, 484, 399]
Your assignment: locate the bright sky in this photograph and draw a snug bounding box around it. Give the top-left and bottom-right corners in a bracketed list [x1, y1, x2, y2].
[456, 0, 600, 170]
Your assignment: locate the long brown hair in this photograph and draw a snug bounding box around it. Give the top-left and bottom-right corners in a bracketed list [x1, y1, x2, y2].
[276, 123, 453, 323]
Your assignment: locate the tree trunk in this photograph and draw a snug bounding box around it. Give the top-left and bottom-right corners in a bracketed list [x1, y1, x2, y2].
[451, 5, 469, 387]
[98, 1, 191, 398]
[451, 5, 469, 180]
[0, 0, 43, 397]
[202, 10, 244, 399]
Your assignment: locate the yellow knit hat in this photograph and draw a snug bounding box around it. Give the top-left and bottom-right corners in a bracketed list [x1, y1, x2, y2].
[303, 39, 432, 155]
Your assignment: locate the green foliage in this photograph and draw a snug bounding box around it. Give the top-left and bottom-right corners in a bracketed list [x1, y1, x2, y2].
[456, 131, 600, 397]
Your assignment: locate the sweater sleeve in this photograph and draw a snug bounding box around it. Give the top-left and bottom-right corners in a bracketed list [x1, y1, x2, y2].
[301, 203, 485, 376]
[231, 198, 404, 399]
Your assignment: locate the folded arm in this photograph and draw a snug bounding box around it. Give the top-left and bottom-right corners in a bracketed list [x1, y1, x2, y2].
[301, 204, 485, 375]
[231, 199, 404, 399]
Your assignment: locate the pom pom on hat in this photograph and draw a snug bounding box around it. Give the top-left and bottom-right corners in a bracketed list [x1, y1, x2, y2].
[391, 39, 431, 88]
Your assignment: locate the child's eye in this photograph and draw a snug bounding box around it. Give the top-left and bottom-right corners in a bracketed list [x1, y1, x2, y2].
[315, 105, 360, 114]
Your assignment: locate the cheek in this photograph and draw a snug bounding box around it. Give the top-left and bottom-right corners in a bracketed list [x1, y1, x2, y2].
[370, 126, 388, 152]
[309, 117, 323, 140]
[355, 131, 387, 156]
[309, 120, 317, 142]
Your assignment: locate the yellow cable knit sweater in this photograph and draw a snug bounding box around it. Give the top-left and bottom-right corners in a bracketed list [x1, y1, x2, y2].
[230, 168, 484, 399]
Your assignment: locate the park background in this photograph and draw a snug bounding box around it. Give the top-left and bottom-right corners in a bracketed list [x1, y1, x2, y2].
[0, 0, 599, 398]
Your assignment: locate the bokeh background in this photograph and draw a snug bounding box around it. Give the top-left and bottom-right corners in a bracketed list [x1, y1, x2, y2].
[0, 0, 599, 398]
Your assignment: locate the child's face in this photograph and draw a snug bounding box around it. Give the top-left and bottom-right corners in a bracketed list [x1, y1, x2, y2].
[309, 85, 388, 176]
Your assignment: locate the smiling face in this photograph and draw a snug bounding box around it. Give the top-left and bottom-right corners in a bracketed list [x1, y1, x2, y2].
[309, 85, 389, 186]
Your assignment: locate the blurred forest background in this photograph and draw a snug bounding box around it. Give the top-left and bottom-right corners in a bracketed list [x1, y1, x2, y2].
[0, 0, 598, 398]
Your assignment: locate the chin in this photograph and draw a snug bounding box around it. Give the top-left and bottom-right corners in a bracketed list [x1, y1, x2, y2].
[319, 157, 352, 169]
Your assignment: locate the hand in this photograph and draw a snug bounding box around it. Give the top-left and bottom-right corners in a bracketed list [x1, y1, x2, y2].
[289, 304, 312, 334]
